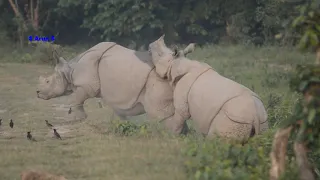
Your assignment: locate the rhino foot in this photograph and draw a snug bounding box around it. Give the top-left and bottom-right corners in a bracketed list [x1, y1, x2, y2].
[70, 105, 87, 121]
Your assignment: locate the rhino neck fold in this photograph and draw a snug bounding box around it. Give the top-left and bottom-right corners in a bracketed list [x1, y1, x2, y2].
[64, 68, 75, 91]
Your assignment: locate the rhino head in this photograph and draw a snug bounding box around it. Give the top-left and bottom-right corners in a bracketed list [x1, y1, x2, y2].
[36, 55, 73, 100]
[148, 34, 196, 78]
[148, 35, 196, 64]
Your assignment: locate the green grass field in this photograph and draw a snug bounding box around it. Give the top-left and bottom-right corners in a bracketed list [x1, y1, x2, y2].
[0, 44, 316, 180]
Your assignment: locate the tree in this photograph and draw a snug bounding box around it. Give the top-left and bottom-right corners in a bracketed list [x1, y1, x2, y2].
[269, 1, 320, 180]
[7, 0, 40, 47]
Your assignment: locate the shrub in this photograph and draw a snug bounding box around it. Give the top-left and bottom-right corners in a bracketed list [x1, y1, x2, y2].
[107, 120, 151, 137]
[181, 130, 301, 180]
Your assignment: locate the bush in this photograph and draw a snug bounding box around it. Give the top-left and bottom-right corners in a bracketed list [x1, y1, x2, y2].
[181, 130, 302, 180]
[106, 120, 151, 137]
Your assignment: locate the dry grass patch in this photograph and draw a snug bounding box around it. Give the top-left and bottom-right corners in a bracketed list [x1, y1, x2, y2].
[0, 63, 186, 180]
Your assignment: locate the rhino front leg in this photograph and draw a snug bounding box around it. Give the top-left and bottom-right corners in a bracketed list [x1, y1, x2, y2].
[144, 71, 190, 135]
[162, 112, 189, 135]
[70, 87, 90, 121]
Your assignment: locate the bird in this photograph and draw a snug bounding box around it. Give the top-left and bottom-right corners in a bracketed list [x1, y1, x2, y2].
[98, 101, 103, 108]
[27, 131, 36, 141]
[68, 107, 72, 114]
[45, 120, 53, 128]
[0, 119, 2, 126]
[53, 129, 62, 140]
[9, 119, 14, 128]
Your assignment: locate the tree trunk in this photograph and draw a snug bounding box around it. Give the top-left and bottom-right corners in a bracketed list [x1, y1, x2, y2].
[18, 27, 24, 49]
[316, 46, 320, 65]
[8, 0, 27, 29]
[30, 0, 34, 24]
[269, 126, 293, 180]
[294, 142, 315, 180]
[33, 0, 39, 31]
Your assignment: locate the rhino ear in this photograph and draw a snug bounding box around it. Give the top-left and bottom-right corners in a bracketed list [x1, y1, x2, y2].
[183, 43, 196, 56]
[158, 34, 165, 42]
[58, 57, 67, 64]
[172, 46, 179, 57]
[54, 56, 70, 74]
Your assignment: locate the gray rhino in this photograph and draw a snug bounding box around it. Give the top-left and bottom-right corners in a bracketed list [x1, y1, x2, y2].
[36, 42, 193, 130]
[148, 35, 269, 141]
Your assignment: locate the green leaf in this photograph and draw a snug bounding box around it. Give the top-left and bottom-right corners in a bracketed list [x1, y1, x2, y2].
[292, 16, 305, 27]
[195, 170, 202, 180]
[298, 32, 309, 49]
[308, 108, 316, 123]
[308, 11, 315, 18]
[299, 80, 309, 91]
[309, 30, 319, 46]
[316, 25, 320, 33]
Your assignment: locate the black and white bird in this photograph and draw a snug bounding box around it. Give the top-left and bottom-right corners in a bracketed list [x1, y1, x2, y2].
[27, 131, 36, 141]
[45, 120, 53, 128]
[9, 119, 14, 128]
[98, 101, 103, 108]
[53, 129, 62, 140]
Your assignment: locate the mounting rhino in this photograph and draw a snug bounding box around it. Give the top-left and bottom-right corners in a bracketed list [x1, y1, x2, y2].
[36, 42, 193, 131]
[147, 35, 269, 141]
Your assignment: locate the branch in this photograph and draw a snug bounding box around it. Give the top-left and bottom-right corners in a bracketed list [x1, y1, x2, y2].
[33, 0, 39, 30]
[316, 46, 320, 65]
[7, 0, 27, 29]
[30, 0, 34, 24]
[294, 142, 315, 180]
[269, 126, 293, 180]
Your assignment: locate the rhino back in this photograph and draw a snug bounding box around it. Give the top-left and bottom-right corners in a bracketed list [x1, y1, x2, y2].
[187, 70, 258, 134]
[98, 45, 154, 109]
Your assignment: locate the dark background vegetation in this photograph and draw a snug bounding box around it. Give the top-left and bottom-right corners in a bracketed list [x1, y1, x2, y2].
[0, 0, 320, 180]
[0, 0, 309, 49]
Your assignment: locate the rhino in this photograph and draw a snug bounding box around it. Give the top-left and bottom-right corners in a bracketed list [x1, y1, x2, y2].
[36, 42, 192, 131]
[147, 35, 269, 141]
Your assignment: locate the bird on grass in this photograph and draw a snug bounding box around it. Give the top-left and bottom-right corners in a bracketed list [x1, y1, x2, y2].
[53, 129, 62, 140]
[45, 120, 53, 128]
[68, 107, 72, 114]
[9, 119, 14, 128]
[98, 101, 103, 108]
[27, 131, 37, 141]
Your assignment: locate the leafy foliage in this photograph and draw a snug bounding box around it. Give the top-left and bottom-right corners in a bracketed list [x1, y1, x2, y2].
[181, 132, 301, 180]
[279, 0, 320, 146]
[291, 1, 320, 50]
[0, 0, 314, 47]
[107, 120, 151, 137]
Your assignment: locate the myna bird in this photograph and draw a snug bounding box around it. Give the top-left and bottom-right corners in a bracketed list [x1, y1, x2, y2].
[53, 129, 62, 140]
[27, 131, 36, 141]
[98, 101, 103, 108]
[68, 107, 72, 114]
[45, 120, 53, 128]
[9, 119, 14, 128]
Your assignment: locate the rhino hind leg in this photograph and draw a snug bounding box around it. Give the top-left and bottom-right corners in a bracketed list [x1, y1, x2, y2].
[253, 96, 269, 133]
[207, 110, 253, 142]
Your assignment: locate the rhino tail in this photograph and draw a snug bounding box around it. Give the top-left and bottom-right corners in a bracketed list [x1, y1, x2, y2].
[250, 95, 263, 138]
[249, 124, 256, 137]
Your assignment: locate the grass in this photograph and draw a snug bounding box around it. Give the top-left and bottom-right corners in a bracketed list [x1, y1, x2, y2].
[0, 43, 316, 180]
